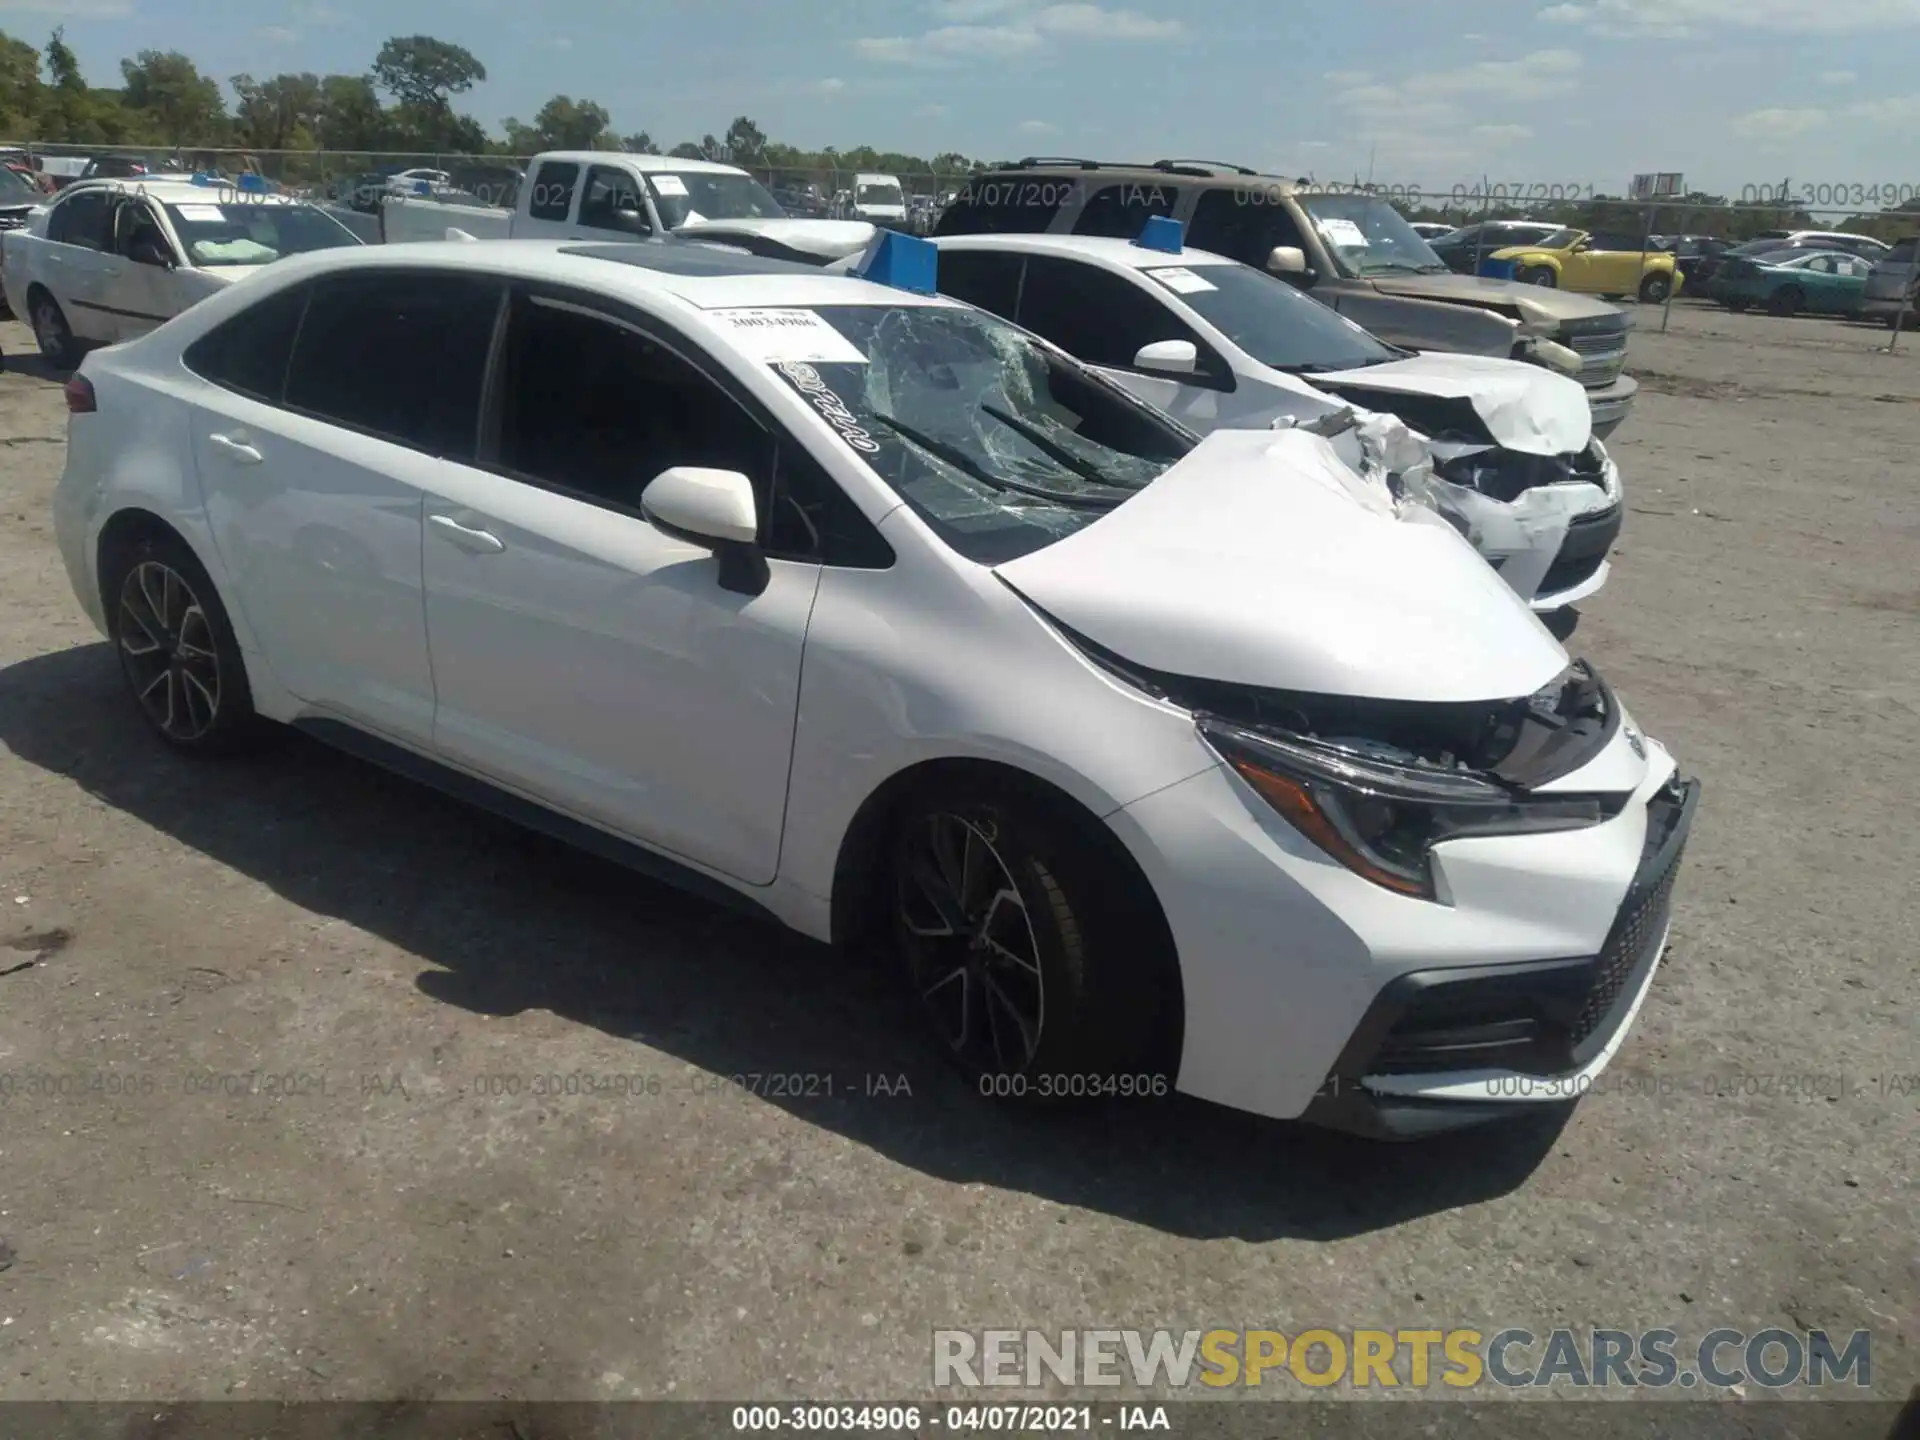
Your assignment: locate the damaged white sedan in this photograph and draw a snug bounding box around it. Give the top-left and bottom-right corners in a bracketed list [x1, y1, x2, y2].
[921, 230, 1623, 612]
[55, 237, 1697, 1138]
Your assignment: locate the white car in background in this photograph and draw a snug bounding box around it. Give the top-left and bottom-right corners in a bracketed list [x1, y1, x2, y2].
[2, 178, 363, 368]
[50, 237, 1697, 1139]
[916, 232, 1624, 612]
[849, 172, 908, 227]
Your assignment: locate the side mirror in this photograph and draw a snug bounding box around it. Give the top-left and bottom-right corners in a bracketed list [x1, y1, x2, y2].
[613, 206, 652, 235]
[1133, 338, 1198, 375]
[1267, 245, 1308, 275]
[641, 466, 767, 595]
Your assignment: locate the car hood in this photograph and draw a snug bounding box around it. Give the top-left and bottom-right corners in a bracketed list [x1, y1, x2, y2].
[995, 428, 1570, 704]
[1360, 271, 1624, 325]
[1301, 351, 1592, 457]
[672, 217, 878, 264]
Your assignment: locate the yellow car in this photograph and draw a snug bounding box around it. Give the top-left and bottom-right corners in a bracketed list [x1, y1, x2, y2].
[1491, 227, 1680, 303]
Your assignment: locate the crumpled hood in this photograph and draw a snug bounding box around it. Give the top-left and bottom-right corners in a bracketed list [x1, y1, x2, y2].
[1304, 351, 1592, 457]
[1361, 271, 1626, 326]
[996, 429, 1571, 704]
[672, 217, 878, 264]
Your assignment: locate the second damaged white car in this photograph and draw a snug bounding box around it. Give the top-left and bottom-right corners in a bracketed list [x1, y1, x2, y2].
[918, 228, 1623, 612]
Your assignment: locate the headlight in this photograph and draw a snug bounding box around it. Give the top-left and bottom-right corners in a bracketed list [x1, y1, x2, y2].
[1531, 339, 1584, 377]
[1198, 717, 1615, 901]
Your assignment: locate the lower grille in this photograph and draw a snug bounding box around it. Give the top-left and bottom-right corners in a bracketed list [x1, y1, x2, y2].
[1570, 853, 1678, 1046]
[1538, 550, 1607, 597]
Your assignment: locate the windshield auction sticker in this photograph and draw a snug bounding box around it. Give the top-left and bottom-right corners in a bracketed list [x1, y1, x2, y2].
[711, 309, 868, 365]
[1145, 266, 1218, 294]
[1316, 217, 1371, 248]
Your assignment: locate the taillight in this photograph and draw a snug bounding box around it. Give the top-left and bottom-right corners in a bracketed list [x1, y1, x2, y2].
[64, 375, 96, 413]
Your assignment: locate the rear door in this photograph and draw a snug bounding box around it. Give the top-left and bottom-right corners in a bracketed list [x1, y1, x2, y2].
[514, 159, 582, 239]
[415, 287, 821, 885]
[40, 188, 117, 341]
[187, 269, 500, 744]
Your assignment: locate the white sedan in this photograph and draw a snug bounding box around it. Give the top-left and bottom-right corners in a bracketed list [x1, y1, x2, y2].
[51, 238, 1699, 1138]
[1, 178, 363, 368]
[916, 232, 1623, 612]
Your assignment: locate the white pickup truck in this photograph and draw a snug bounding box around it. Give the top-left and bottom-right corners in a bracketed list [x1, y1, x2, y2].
[380, 150, 879, 266]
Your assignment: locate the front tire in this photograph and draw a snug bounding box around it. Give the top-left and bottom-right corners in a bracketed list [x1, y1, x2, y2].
[890, 784, 1177, 1100]
[1639, 272, 1673, 303]
[29, 290, 81, 370]
[1520, 266, 1557, 287]
[104, 529, 256, 754]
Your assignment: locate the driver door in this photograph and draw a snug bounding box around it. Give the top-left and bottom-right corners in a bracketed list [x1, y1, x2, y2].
[104, 198, 183, 339]
[417, 287, 819, 886]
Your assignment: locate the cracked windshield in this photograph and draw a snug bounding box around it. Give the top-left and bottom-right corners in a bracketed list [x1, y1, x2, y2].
[766, 304, 1192, 562]
[1300, 194, 1449, 277]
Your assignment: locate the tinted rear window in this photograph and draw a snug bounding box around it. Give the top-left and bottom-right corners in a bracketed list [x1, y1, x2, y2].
[184, 283, 311, 401]
[934, 175, 1079, 235]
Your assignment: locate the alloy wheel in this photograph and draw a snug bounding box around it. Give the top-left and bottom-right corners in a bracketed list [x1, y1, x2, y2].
[896, 811, 1045, 1073]
[117, 560, 222, 742]
[32, 298, 69, 359]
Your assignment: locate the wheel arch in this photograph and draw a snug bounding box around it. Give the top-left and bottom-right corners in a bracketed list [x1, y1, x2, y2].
[93, 507, 265, 696]
[827, 754, 1186, 1061]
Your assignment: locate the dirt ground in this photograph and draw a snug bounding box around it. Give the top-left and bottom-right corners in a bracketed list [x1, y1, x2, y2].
[0, 301, 1914, 1411]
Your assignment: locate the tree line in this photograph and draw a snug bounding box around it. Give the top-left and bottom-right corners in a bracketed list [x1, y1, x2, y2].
[0, 27, 986, 178]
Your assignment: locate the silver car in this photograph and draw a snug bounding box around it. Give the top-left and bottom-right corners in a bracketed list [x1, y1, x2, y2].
[1862, 236, 1918, 327]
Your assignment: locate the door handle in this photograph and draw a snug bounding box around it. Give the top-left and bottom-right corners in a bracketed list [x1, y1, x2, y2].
[206, 432, 263, 464]
[428, 513, 505, 554]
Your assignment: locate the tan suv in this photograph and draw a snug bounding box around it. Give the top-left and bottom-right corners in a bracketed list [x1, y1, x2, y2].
[933, 159, 1638, 437]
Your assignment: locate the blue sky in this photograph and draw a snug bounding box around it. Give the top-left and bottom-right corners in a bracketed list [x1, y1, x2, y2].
[14, 0, 1920, 197]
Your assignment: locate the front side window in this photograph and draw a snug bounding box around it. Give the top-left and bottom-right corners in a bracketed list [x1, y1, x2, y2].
[757, 302, 1192, 563]
[1143, 261, 1401, 373]
[183, 283, 311, 401]
[578, 166, 650, 233]
[527, 161, 580, 221]
[48, 190, 110, 249]
[1016, 255, 1226, 384]
[932, 176, 1071, 236]
[1187, 188, 1308, 270]
[1295, 194, 1453, 277]
[161, 202, 358, 267]
[645, 172, 785, 229]
[285, 272, 499, 459]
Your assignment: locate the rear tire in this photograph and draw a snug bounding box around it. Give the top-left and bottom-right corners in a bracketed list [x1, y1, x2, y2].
[102, 528, 256, 755]
[1639, 272, 1673, 303]
[1520, 266, 1557, 287]
[888, 781, 1179, 1102]
[1768, 285, 1804, 317]
[29, 289, 80, 370]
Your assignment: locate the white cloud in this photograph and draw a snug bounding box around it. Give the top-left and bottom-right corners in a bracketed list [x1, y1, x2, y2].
[1324, 49, 1581, 176]
[257, 23, 299, 41]
[1844, 93, 1920, 122]
[1729, 106, 1829, 138]
[1323, 69, 1371, 85]
[1473, 123, 1535, 142]
[0, 0, 133, 14]
[816, 76, 847, 94]
[1018, 118, 1056, 132]
[1541, 0, 1920, 36]
[917, 102, 950, 117]
[855, 2, 1180, 64]
[550, 35, 573, 49]
[1298, 140, 1331, 149]
[1819, 68, 1857, 83]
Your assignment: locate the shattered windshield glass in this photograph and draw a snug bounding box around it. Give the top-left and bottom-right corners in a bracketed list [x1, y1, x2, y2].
[764, 303, 1193, 563]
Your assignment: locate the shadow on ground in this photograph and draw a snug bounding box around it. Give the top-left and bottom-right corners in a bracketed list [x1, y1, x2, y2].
[0, 643, 1570, 1242]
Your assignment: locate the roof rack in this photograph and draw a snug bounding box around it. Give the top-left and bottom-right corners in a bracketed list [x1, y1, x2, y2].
[1010, 156, 1105, 170]
[1151, 158, 1260, 176]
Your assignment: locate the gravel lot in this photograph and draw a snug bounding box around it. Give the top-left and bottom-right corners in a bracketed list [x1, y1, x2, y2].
[0, 301, 1914, 1412]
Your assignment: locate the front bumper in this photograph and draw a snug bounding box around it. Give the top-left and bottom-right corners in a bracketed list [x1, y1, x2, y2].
[1110, 717, 1692, 1129]
[1301, 773, 1699, 1138]
[1582, 373, 1636, 439]
[1530, 499, 1622, 613]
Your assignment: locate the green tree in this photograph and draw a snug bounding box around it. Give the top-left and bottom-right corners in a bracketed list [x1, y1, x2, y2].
[667, 140, 705, 160]
[315, 73, 386, 151]
[0, 28, 43, 136]
[39, 27, 105, 141]
[120, 50, 226, 145]
[230, 71, 321, 151]
[371, 35, 485, 112]
[621, 130, 659, 154]
[723, 115, 766, 166]
[503, 94, 612, 151]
